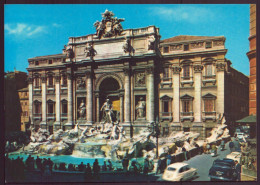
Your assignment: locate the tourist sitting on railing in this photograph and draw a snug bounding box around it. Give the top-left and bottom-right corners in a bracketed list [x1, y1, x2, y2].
[102, 161, 107, 171]
[129, 159, 139, 174]
[47, 158, 54, 172]
[84, 163, 92, 181]
[68, 163, 75, 171]
[107, 159, 113, 171]
[78, 162, 86, 172]
[58, 162, 67, 171]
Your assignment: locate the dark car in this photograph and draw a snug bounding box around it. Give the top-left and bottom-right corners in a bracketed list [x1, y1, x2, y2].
[209, 158, 238, 181]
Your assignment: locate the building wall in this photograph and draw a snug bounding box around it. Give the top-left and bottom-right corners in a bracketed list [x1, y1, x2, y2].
[18, 88, 29, 132]
[5, 71, 28, 134]
[159, 36, 249, 139]
[248, 4, 256, 115]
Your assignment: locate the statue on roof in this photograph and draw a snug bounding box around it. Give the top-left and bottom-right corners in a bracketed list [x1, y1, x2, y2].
[93, 10, 125, 39]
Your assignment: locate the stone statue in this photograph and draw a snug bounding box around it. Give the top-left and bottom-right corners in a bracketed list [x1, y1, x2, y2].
[136, 97, 146, 118]
[78, 100, 86, 119]
[148, 35, 156, 50]
[100, 99, 113, 123]
[123, 38, 131, 53]
[85, 42, 97, 58]
[65, 46, 74, 59]
[110, 121, 120, 140]
[77, 78, 85, 89]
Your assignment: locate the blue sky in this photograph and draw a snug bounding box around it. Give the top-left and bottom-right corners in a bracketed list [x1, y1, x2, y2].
[4, 4, 250, 75]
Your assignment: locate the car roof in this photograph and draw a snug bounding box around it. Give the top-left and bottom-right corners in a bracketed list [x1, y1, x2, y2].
[214, 158, 235, 164]
[167, 162, 189, 169]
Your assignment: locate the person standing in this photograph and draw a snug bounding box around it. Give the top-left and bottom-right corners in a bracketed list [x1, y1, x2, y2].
[229, 140, 235, 152]
[235, 160, 241, 181]
[107, 160, 113, 171]
[143, 157, 149, 175]
[182, 146, 188, 161]
[93, 159, 100, 180]
[166, 153, 171, 166]
[84, 163, 92, 182]
[156, 158, 162, 175]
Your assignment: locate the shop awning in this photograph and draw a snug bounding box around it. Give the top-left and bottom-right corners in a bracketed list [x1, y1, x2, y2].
[236, 115, 256, 123]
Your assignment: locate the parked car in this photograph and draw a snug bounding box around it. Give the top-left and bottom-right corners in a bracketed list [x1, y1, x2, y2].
[226, 152, 242, 164]
[162, 162, 197, 181]
[209, 158, 238, 181]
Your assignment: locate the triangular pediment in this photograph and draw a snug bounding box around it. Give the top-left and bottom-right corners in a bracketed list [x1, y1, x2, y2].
[160, 95, 173, 100]
[202, 93, 216, 99]
[180, 94, 194, 100]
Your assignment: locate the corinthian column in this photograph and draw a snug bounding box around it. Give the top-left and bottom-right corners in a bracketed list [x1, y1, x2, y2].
[124, 68, 131, 123]
[146, 67, 155, 122]
[216, 63, 226, 115]
[95, 93, 100, 122]
[86, 71, 93, 124]
[54, 75, 61, 129]
[40, 76, 47, 128]
[28, 77, 33, 126]
[66, 73, 73, 127]
[172, 66, 181, 123]
[119, 93, 124, 122]
[193, 65, 203, 122]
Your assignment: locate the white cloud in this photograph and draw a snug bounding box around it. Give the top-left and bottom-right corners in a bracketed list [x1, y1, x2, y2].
[149, 6, 215, 23]
[4, 23, 46, 37]
[52, 23, 62, 28]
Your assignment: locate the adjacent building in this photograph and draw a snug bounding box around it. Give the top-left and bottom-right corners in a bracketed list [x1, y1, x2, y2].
[4, 71, 28, 133]
[27, 10, 248, 138]
[18, 87, 29, 132]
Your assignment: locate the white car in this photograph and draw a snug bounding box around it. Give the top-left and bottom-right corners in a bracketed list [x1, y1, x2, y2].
[226, 152, 242, 164]
[162, 162, 197, 181]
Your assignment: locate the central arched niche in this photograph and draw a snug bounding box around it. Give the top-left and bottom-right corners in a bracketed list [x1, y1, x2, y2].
[99, 77, 120, 92]
[99, 77, 120, 112]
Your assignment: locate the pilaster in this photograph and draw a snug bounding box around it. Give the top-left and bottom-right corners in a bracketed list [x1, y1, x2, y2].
[40, 76, 47, 127]
[216, 63, 226, 114]
[66, 73, 74, 126]
[193, 65, 203, 122]
[86, 70, 93, 124]
[172, 66, 181, 122]
[54, 75, 61, 129]
[124, 68, 131, 123]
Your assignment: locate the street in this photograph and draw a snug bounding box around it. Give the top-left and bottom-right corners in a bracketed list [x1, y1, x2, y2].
[157, 141, 232, 181]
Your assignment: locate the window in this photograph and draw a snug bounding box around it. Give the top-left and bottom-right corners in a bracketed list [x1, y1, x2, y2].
[183, 65, 190, 79]
[48, 76, 53, 87]
[204, 99, 214, 112]
[163, 101, 169, 112]
[34, 77, 40, 87]
[63, 58, 66, 62]
[62, 101, 68, 114]
[205, 64, 212, 76]
[62, 76, 67, 86]
[183, 100, 190, 112]
[25, 102, 27, 105]
[163, 47, 169, 53]
[48, 60, 53, 64]
[180, 94, 193, 114]
[205, 42, 212, 48]
[163, 68, 169, 79]
[34, 102, 41, 114]
[47, 101, 55, 114]
[184, 44, 189, 51]
[35, 61, 39, 65]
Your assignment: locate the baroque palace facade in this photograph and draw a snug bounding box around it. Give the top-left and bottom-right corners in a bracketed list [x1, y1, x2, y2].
[27, 10, 248, 138]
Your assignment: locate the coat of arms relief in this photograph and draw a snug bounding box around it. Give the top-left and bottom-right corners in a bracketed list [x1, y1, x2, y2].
[94, 10, 125, 39]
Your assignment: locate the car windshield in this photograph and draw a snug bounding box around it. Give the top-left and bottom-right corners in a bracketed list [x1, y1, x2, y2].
[214, 162, 232, 168]
[167, 167, 176, 171]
